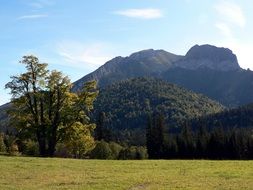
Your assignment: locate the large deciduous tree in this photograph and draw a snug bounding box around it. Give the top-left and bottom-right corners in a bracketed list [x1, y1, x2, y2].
[5, 55, 98, 157]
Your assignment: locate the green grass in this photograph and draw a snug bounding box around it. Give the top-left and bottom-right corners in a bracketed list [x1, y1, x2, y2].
[0, 156, 253, 190]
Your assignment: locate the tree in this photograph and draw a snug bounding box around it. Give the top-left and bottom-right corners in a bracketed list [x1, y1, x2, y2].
[177, 122, 195, 158]
[146, 112, 165, 159]
[146, 113, 153, 158]
[90, 140, 112, 159]
[154, 113, 165, 158]
[196, 124, 209, 158]
[207, 127, 225, 159]
[94, 112, 112, 141]
[0, 133, 6, 153]
[5, 55, 98, 157]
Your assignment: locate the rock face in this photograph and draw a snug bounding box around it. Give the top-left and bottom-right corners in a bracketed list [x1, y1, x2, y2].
[173, 44, 240, 71]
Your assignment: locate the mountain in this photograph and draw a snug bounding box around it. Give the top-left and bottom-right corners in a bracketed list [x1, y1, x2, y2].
[173, 44, 240, 71]
[73, 44, 253, 107]
[72, 49, 182, 91]
[93, 77, 224, 131]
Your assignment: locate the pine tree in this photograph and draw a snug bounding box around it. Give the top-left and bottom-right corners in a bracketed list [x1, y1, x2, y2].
[95, 112, 106, 141]
[177, 122, 195, 158]
[155, 113, 165, 158]
[196, 124, 209, 158]
[146, 113, 154, 158]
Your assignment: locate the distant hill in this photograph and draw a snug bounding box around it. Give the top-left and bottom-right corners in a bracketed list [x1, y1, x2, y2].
[93, 77, 224, 131]
[72, 44, 252, 107]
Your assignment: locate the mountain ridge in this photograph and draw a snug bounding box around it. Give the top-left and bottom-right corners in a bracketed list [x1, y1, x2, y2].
[73, 44, 252, 107]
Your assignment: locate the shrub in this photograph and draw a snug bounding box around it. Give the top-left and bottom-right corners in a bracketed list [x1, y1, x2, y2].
[90, 140, 112, 159]
[22, 140, 39, 156]
[119, 146, 148, 160]
[109, 142, 123, 159]
[65, 134, 95, 159]
[0, 133, 6, 153]
[9, 143, 20, 156]
[54, 143, 72, 158]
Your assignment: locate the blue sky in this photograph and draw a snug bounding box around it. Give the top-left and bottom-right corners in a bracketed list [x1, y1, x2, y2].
[1, 0, 253, 105]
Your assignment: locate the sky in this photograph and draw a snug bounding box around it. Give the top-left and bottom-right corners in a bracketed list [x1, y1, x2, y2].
[1, 0, 253, 105]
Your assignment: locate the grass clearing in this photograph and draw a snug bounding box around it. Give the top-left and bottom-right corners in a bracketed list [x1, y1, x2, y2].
[0, 156, 253, 189]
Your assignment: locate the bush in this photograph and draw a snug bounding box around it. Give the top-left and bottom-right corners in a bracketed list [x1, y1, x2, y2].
[54, 143, 72, 158]
[119, 146, 148, 160]
[65, 135, 95, 159]
[0, 133, 6, 153]
[135, 146, 148, 159]
[9, 144, 20, 156]
[109, 142, 123, 159]
[3, 134, 20, 155]
[90, 140, 112, 159]
[22, 140, 39, 156]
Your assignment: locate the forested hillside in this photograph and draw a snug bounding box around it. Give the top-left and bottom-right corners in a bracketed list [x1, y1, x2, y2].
[93, 77, 224, 130]
[189, 103, 253, 130]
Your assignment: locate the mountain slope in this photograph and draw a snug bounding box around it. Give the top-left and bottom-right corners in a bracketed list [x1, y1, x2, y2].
[162, 68, 253, 107]
[93, 77, 224, 130]
[73, 49, 182, 91]
[72, 44, 253, 107]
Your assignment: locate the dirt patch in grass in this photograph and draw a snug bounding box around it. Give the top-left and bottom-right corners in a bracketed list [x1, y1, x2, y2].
[129, 183, 150, 190]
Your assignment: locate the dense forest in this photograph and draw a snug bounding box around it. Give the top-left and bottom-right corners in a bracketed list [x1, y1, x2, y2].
[146, 112, 253, 160]
[93, 77, 224, 130]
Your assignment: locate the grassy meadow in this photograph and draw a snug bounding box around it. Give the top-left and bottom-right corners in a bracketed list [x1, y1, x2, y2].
[0, 156, 253, 190]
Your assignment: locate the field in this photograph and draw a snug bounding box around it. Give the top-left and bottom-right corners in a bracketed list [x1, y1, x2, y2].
[0, 156, 253, 190]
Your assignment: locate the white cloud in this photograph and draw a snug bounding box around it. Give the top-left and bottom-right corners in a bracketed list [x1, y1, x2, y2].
[214, 1, 246, 28]
[215, 22, 233, 38]
[228, 43, 253, 70]
[57, 42, 115, 70]
[114, 8, 163, 19]
[17, 14, 48, 20]
[214, 38, 253, 70]
[213, 1, 252, 70]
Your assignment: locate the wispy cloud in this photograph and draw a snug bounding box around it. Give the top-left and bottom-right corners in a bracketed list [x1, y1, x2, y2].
[214, 1, 246, 28]
[114, 8, 163, 19]
[57, 42, 115, 70]
[215, 22, 233, 38]
[17, 14, 48, 20]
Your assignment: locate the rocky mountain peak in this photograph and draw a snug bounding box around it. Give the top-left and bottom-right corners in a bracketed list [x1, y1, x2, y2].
[175, 44, 240, 71]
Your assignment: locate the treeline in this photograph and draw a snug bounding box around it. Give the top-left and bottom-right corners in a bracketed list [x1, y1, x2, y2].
[0, 132, 148, 160]
[146, 113, 253, 160]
